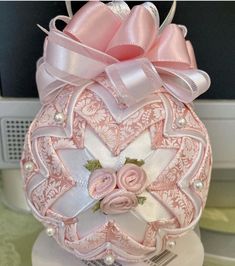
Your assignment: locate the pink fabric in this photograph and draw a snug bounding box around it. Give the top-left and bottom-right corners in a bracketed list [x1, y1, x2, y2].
[117, 163, 147, 194]
[88, 169, 117, 200]
[106, 5, 157, 60]
[21, 86, 212, 261]
[105, 58, 163, 106]
[37, 1, 210, 106]
[64, 2, 122, 52]
[22, 1, 212, 262]
[75, 89, 164, 155]
[152, 24, 191, 69]
[186, 41, 198, 69]
[100, 189, 138, 214]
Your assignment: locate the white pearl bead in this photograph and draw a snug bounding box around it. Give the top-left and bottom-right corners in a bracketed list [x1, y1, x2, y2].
[176, 117, 187, 128]
[24, 161, 34, 172]
[54, 112, 65, 123]
[46, 227, 55, 237]
[104, 254, 115, 265]
[167, 240, 176, 249]
[193, 180, 204, 191]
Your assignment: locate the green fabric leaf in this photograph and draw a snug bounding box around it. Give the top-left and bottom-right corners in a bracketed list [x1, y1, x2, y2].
[137, 196, 147, 205]
[84, 160, 102, 172]
[124, 157, 145, 167]
[92, 201, 101, 212]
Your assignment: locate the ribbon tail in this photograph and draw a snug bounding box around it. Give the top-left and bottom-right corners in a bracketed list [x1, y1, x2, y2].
[36, 58, 91, 104]
[157, 67, 211, 103]
[37, 18, 118, 104]
[65, 1, 73, 18]
[159, 0, 177, 33]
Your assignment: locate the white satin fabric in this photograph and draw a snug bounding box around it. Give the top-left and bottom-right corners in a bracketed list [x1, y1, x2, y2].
[50, 128, 175, 240]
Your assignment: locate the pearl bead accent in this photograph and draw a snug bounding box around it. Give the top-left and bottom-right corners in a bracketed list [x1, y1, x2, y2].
[46, 227, 55, 237]
[24, 161, 34, 172]
[193, 180, 204, 191]
[176, 117, 187, 128]
[54, 112, 65, 124]
[167, 240, 176, 249]
[104, 254, 115, 265]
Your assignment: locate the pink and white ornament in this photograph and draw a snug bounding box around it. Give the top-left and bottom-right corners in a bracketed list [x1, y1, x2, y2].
[21, 1, 212, 264]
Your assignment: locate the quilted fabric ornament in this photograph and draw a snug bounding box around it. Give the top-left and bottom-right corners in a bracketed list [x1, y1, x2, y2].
[21, 1, 212, 264]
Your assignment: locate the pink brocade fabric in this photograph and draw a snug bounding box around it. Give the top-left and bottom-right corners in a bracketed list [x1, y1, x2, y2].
[21, 84, 212, 262]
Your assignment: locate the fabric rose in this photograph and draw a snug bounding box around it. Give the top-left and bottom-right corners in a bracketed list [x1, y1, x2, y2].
[117, 164, 147, 194]
[100, 189, 138, 215]
[88, 169, 116, 199]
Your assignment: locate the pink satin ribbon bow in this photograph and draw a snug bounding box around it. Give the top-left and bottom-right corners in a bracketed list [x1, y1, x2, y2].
[36, 1, 210, 105]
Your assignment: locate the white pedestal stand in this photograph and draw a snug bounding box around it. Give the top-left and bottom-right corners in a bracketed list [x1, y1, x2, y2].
[32, 230, 204, 266]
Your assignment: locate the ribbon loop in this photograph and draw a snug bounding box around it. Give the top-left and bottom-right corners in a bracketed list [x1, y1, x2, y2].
[36, 1, 210, 106]
[106, 5, 157, 60]
[63, 2, 122, 52]
[157, 67, 211, 103]
[105, 58, 163, 106]
[153, 24, 192, 69]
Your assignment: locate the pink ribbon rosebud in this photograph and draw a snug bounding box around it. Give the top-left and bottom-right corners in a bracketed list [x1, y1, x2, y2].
[117, 163, 147, 194]
[100, 189, 138, 215]
[88, 169, 117, 200]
